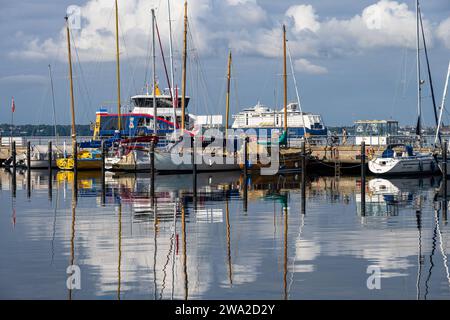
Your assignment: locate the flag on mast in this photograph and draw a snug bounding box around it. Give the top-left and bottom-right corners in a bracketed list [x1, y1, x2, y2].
[11, 97, 15, 113]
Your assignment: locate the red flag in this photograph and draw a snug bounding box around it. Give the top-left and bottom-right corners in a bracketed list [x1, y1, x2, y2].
[11, 97, 15, 113]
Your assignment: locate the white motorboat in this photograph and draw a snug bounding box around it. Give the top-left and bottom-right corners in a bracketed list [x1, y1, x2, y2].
[368, 144, 437, 175]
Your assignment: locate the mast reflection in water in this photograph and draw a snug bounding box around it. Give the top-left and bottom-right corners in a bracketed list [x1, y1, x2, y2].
[1, 171, 450, 299]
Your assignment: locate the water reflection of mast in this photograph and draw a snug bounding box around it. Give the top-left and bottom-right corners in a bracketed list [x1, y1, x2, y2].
[153, 199, 158, 300]
[283, 204, 288, 300]
[424, 207, 438, 300]
[435, 203, 450, 287]
[182, 204, 188, 300]
[171, 203, 177, 300]
[160, 216, 175, 300]
[51, 181, 59, 264]
[69, 175, 77, 301]
[117, 201, 122, 300]
[416, 207, 423, 300]
[225, 198, 233, 286]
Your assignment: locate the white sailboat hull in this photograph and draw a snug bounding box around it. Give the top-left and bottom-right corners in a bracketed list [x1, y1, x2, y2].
[111, 149, 240, 173]
[368, 154, 437, 175]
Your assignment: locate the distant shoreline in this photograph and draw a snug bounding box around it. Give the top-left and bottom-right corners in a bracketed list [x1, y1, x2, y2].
[0, 124, 92, 137]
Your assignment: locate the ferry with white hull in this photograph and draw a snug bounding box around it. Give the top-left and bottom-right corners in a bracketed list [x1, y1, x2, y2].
[231, 102, 327, 137]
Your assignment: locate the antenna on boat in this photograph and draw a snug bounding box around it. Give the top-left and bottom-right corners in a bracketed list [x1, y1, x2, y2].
[167, 0, 177, 137]
[181, 1, 188, 133]
[65, 16, 77, 159]
[115, 0, 122, 132]
[225, 51, 232, 138]
[283, 24, 288, 134]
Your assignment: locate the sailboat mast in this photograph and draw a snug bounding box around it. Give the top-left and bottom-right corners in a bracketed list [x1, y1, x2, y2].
[48, 64, 58, 144]
[115, 0, 122, 132]
[416, 0, 422, 139]
[181, 1, 188, 132]
[167, 0, 177, 136]
[65, 16, 76, 155]
[152, 9, 157, 135]
[283, 25, 288, 132]
[225, 51, 232, 138]
[435, 61, 450, 145]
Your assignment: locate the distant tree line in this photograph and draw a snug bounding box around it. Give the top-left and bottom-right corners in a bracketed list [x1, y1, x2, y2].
[0, 124, 92, 137]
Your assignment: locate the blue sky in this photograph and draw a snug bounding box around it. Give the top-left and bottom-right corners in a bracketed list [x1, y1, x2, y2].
[0, 0, 449, 127]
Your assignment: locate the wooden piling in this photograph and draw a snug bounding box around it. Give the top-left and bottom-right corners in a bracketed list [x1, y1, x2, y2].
[360, 141, 366, 216]
[12, 141, 16, 173]
[301, 140, 306, 215]
[150, 140, 155, 199]
[12, 141, 16, 197]
[27, 141, 31, 170]
[243, 137, 248, 212]
[27, 141, 31, 198]
[443, 140, 447, 198]
[192, 136, 197, 201]
[101, 140, 106, 206]
[48, 141, 53, 172]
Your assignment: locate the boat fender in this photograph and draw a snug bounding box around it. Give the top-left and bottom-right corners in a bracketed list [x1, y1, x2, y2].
[366, 147, 375, 160]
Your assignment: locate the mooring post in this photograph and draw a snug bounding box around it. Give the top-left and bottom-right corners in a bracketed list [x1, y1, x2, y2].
[301, 140, 306, 215]
[26, 141, 31, 198]
[443, 140, 448, 195]
[12, 141, 16, 173]
[73, 142, 78, 176]
[48, 141, 53, 172]
[27, 141, 31, 170]
[101, 140, 106, 205]
[73, 142, 78, 200]
[243, 137, 249, 212]
[361, 141, 366, 216]
[192, 136, 197, 202]
[11, 141, 16, 197]
[150, 139, 155, 200]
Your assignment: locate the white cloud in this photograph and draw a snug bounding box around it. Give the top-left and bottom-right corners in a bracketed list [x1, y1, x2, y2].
[286, 5, 320, 33]
[437, 17, 450, 49]
[10, 0, 448, 75]
[294, 58, 328, 75]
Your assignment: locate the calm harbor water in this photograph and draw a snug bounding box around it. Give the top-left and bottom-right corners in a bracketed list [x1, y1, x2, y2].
[1, 169, 450, 300]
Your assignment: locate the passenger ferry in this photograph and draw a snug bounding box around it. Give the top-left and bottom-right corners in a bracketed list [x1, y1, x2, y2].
[92, 84, 194, 140]
[231, 102, 327, 136]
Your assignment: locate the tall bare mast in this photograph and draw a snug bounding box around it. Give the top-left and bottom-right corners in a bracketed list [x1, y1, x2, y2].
[167, 0, 177, 136]
[48, 64, 58, 144]
[181, 1, 188, 132]
[115, 0, 122, 131]
[225, 51, 232, 138]
[415, 0, 422, 139]
[152, 9, 157, 134]
[65, 16, 76, 156]
[283, 25, 288, 132]
[435, 61, 450, 145]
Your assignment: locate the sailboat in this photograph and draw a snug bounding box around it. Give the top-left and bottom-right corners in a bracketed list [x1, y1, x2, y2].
[56, 16, 102, 171]
[111, 2, 239, 173]
[368, 0, 437, 176]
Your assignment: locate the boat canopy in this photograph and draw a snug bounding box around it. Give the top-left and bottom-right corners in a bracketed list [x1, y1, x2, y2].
[381, 144, 413, 158]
